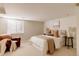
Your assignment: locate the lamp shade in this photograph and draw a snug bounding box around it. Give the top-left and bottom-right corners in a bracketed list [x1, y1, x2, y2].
[0, 7, 6, 14]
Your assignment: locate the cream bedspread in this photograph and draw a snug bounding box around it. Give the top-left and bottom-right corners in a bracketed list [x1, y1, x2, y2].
[30, 35, 55, 55]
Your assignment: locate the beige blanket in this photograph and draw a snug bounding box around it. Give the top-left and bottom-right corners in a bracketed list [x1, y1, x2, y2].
[47, 38, 55, 54]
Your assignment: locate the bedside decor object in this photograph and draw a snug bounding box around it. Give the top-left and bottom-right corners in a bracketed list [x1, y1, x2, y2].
[0, 7, 6, 14]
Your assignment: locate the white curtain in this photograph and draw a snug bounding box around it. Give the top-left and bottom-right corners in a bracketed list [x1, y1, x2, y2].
[7, 19, 24, 34]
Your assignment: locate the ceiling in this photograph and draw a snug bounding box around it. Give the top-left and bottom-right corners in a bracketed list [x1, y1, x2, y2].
[0, 3, 76, 22]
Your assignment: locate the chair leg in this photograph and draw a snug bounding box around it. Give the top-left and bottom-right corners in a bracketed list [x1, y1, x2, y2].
[67, 38, 69, 48]
[65, 39, 66, 46]
[65, 36, 67, 46]
[71, 39, 73, 48]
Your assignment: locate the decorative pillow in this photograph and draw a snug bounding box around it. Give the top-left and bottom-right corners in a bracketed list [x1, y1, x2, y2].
[53, 30, 59, 37]
[46, 28, 51, 33]
[50, 29, 54, 36]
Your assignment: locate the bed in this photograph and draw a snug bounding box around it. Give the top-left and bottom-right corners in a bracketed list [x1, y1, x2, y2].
[30, 35, 63, 55]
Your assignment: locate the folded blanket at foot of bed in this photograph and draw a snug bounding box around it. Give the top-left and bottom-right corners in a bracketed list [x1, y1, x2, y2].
[47, 39, 55, 54]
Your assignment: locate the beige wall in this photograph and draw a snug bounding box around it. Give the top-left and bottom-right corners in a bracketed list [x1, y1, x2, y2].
[44, 16, 77, 48]
[0, 18, 44, 42]
[76, 16, 79, 55]
[77, 18, 79, 55]
[44, 16, 77, 30]
[75, 7, 79, 56]
[0, 18, 7, 34]
[23, 21, 44, 40]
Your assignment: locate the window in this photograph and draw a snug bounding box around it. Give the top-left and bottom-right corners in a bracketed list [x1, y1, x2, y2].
[7, 19, 24, 34]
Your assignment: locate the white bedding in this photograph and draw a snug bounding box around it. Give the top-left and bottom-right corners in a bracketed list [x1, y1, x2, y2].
[30, 35, 63, 55]
[30, 35, 48, 55]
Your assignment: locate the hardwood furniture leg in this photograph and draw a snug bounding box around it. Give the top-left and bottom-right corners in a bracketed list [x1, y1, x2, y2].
[71, 38, 73, 48]
[64, 36, 67, 46]
[67, 38, 69, 48]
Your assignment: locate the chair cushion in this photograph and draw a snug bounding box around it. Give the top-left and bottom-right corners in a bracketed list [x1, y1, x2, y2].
[0, 35, 12, 41]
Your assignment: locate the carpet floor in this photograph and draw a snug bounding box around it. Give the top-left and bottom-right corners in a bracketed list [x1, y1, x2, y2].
[4, 41, 76, 56]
